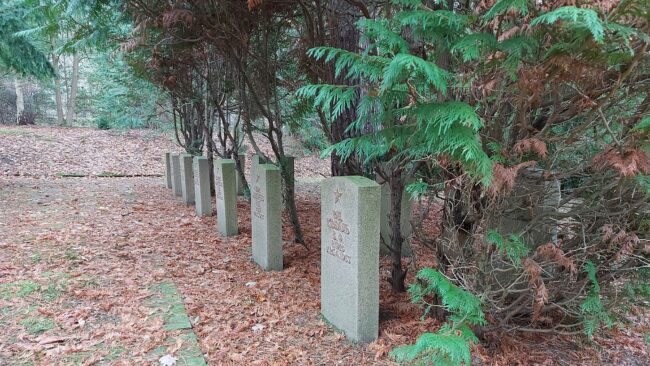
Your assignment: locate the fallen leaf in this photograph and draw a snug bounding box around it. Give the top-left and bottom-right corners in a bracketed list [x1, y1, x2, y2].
[159, 354, 177, 366]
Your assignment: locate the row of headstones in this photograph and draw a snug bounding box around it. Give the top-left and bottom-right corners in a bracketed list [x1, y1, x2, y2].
[164, 152, 413, 343]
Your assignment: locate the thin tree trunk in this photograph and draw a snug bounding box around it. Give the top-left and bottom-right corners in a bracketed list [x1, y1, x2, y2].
[204, 121, 216, 196]
[328, 0, 363, 176]
[280, 157, 304, 245]
[14, 78, 24, 124]
[389, 174, 407, 292]
[65, 53, 80, 126]
[51, 37, 64, 125]
[233, 151, 250, 198]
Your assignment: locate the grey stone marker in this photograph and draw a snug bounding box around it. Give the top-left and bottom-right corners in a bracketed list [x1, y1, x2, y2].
[179, 154, 195, 205]
[377, 175, 413, 256]
[164, 152, 172, 188]
[235, 153, 246, 195]
[193, 156, 212, 216]
[493, 167, 561, 246]
[251, 164, 283, 271]
[214, 159, 238, 236]
[250, 154, 265, 183]
[321, 176, 380, 342]
[170, 153, 182, 197]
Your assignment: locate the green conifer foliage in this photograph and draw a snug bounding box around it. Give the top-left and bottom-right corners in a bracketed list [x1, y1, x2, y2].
[391, 268, 485, 366]
[0, 3, 54, 78]
[298, 1, 493, 186]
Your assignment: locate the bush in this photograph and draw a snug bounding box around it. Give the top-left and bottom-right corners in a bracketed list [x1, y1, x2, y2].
[96, 116, 111, 130]
[297, 124, 328, 152]
[391, 269, 485, 366]
[17, 111, 36, 125]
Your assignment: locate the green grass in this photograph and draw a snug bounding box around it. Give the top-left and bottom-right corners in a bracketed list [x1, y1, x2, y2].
[19, 316, 55, 334]
[149, 282, 192, 331]
[0, 306, 12, 316]
[64, 247, 80, 261]
[42, 283, 64, 302]
[147, 282, 207, 365]
[0, 274, 68, 302]
[55, 172, 85, 177]
[177, 333, 208, 366]
[0, 280, 41, 299]
[104, 346, 126, 361]
[62, 351, 93, 365]
[29, 252, 41, 264]
[0, 128, 30, 136]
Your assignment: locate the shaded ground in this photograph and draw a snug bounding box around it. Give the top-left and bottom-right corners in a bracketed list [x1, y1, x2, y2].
[0, 126, 329, 180]
[0, 126, 648, 365]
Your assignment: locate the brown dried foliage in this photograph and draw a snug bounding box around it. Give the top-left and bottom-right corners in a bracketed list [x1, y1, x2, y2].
[593, 147, 650, 177]
[601, 225, 641, 262]
[523, 258, 549, 322]
[247, 0, 264, 10]
[161, 9, 194, 28]
[536, 243, 577, 274]
[513, 138, 548, 159]
[488, 161, 537, 196]
[517, 66, 547, 107]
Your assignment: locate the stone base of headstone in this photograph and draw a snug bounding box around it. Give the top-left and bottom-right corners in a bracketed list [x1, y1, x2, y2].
[170, 153, 182, 197]
[214, 159, 238, 236]
[321, 176, 380, 342]
[180, 154, 195, 205]
[251, 164, 283, 271]
[193, 156, 212, 216]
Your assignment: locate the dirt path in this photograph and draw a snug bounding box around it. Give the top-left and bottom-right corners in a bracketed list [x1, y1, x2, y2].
[0, 177, 205, 365]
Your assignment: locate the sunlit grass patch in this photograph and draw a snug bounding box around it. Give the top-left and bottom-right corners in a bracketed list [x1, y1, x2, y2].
[0, 128, 31, 136]
[0, 280, 41, 299]
[55, 172, 85, 177]
[19, 316, 55, 334]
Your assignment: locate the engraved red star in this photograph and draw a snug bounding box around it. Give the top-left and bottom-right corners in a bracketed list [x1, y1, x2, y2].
[334, 188, 342, 203]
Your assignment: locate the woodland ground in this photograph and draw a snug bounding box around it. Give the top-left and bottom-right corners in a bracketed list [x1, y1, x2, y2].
[0, 126, 648, 365]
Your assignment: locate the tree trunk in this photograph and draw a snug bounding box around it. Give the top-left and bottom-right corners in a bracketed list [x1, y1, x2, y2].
[280, 157, 304, 244]
[51, 39, 64, 125]
[388, 173, 407, 292]
[327, 0, 363, 176]
[14, 78, 24, 125]
[234, 152, 250, 198]
[65, 53, 80, 126]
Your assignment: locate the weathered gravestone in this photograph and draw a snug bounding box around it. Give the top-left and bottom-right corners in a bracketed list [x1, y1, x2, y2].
[214, 159, 238, 236]
[179, 154, 195, 205]
[164, 152, 172, 188]
[321, 176, 380, 342]
[193, 156, 212, 217]
[492, 168, 561, 246]
[170, 153, 182, 197]
[250, 154, 266, 183]
[376, 174, 413, 256]
[251, 164, 283, 271]
[235, 153, 246, 196]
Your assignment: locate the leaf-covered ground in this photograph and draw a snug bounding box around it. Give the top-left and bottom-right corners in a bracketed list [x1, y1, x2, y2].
[0, 126, 648, 365]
